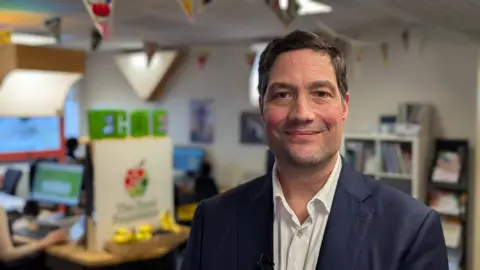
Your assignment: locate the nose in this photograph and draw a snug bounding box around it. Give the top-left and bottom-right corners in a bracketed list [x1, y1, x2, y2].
[289, 95, 314, 122]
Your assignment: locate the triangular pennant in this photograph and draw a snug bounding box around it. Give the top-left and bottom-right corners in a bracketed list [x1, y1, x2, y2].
[380, 43, 389, 67]
[352, 44, 362, 79]
[197, 0, 213, 14]
[246, 51, 256, 67]
[44, 16, 62, 44]
[115, 51, 184, 101]
[178, 0, 195, 23]
[0, 28, 11, 45]
[144, 41, 157, 66]
[197, 50, 209, 69]
[83, 0, 114, 39]
[401, 30, 409, 51]
[91, 27, 103, 51]
[265, 0, 299, 28]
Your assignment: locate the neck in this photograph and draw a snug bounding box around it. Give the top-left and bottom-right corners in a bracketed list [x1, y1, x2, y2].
[276, 153, 339, 201]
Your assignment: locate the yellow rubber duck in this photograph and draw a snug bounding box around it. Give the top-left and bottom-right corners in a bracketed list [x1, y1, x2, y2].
[160, 211, 181, 233]
[134, 224, 153, 242]
[112, 227, 134, 244]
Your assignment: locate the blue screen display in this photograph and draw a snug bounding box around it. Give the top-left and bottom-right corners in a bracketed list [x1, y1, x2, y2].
[0, 117, 61, 154]
[173, 147, 204, 172]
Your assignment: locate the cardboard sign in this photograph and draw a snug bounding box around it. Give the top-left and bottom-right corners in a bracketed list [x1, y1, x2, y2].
[92, 137, 173, 251]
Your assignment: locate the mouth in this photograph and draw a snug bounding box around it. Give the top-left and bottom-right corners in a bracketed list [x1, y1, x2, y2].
[285, 130, 324, 137]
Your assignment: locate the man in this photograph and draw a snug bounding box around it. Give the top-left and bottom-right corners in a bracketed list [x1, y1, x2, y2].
[181, 30, 448, 270]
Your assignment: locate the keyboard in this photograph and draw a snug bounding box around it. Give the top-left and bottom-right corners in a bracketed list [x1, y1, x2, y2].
[15, 224, 59, 239]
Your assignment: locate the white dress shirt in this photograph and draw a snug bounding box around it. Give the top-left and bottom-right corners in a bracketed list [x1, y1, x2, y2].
[272, 154, 342, 270]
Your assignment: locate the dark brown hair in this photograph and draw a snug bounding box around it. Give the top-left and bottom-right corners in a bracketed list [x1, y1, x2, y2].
[257, 30, 348, 99]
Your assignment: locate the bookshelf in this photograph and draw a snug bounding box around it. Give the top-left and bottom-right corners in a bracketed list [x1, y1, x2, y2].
[426, 139, 469, 269]
[342, 133, 431, 201]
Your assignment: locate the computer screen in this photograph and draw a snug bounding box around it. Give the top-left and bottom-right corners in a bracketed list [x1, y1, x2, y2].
[173, 147, 204, 172]
[31, 162, 84, 206]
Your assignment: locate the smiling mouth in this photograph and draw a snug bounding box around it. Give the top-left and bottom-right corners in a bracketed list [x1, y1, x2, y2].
[285, 130, 324, 136]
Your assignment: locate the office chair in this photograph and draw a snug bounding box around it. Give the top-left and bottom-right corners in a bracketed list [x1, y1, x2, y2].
[1, 168, 22, 195]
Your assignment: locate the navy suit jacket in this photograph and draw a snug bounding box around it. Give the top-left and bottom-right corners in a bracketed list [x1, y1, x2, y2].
[181, 161, 448, 270]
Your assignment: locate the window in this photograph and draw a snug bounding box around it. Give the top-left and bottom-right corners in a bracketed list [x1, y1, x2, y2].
[249, 43, 268, 107]
[64, 87, 80, 138]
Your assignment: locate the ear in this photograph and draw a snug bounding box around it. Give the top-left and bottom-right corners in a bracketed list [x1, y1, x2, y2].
[341, 92, 350, 121]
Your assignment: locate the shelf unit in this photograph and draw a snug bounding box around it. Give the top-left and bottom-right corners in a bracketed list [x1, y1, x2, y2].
[341, 133, 432, 202]
[426, 139, 469, 269]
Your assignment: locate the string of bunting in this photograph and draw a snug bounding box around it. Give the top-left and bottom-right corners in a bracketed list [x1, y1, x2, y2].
[313, 19, 412, 68]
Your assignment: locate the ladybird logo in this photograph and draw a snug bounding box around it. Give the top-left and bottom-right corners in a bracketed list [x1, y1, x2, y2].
[124, 160, 148, 198]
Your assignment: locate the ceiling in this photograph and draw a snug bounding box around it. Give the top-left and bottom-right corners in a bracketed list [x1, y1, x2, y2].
[1, 0, 480, 50]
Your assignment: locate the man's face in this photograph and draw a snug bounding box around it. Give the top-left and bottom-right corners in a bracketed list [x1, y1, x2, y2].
[260, 49, 349, 168]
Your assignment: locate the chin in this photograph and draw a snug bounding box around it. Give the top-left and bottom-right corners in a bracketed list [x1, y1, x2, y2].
[287, 152, 323, 167]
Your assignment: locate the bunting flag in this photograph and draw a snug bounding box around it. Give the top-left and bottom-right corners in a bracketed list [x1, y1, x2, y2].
[91, 27, 103, 51]
[265, 0, 299, 28]
[197, 0, 213, 14]
[197, 50, 209, 70]
[352, 44, 362, 79]
[44, 16, 62, 44]
[178, 0, 195, 23]
[0, 28, 11, 45]
[401, 30, 410, 51]
[83, 0, 114, 39]
[246, 52, 256, 67]
[144, 41, 157, 66]
[380, 43, 389, 67]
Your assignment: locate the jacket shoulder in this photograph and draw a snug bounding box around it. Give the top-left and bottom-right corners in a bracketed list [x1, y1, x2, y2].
[200, 175, 268, 213]
[363, 175, 433, 224]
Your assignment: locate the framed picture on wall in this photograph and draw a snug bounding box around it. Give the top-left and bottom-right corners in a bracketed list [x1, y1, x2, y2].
[190, 99, 215, 144]
[240, 112, 265, 144]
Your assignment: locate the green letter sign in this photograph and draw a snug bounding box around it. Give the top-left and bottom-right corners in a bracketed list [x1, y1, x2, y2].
[88, 109, 167, 139]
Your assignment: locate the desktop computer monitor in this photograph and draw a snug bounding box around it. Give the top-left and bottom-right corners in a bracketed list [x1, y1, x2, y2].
[173, 146, 205, 172]
[31, 162, 84, 207]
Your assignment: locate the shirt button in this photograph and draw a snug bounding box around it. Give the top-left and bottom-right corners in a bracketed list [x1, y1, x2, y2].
[297, 230, 303, 237]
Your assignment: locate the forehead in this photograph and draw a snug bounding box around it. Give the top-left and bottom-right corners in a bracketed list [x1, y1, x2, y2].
[269, 49, 337, 84]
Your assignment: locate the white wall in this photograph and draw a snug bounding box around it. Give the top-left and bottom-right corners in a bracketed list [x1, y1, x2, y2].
[346, 34, 478, 143]
[79, 47, 266, 187]
[78, 35, 479, 189]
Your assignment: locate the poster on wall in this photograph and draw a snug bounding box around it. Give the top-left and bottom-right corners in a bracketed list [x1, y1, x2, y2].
[240, 112, 265, 144]
[190, 99, 214, 144]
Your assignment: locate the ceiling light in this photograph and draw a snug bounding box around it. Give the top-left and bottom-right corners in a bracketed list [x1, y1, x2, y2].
[279, 0, 332, 15]
[10, 33, 57, 46]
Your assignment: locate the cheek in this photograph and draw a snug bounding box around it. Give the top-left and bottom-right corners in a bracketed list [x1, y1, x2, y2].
[320, 104, 345, 127]
[263, 107, 287, 132]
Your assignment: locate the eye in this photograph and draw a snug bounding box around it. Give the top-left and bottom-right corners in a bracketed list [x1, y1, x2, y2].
[273, 92, 292, 99]
[312, 91, 329, 98]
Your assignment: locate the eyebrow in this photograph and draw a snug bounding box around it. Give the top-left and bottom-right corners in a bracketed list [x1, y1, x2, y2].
[268, 80, 336, 93]
[308, 80, 335, 91]
[267, 82, 296, 92]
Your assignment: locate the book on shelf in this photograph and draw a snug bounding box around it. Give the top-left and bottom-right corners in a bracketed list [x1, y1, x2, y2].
[344, 141, 376, 175]
[397, 103, 429, 124]
[441, 217, 463, 249]
[428, 190, 467, 217]
[431, 150, 463, 184]
[447, 248, 462, 270]
[380, 142, 412, 175]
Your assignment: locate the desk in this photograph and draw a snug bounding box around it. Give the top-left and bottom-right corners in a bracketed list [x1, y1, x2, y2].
[13, 226, 190, 269]
[0, 191, 25, 212]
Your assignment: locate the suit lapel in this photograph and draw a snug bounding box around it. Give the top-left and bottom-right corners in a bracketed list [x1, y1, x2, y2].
[237, 174, 274, 270]
[316, 161, 375, 270]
